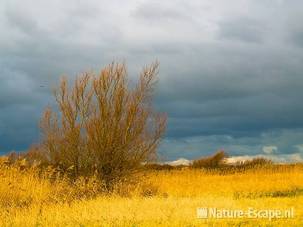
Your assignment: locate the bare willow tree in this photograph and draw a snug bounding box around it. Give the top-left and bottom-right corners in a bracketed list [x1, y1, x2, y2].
[40, 62, 166, 189]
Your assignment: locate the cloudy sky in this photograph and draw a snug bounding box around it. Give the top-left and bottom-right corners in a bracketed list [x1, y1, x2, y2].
[1, 0, 303, 161]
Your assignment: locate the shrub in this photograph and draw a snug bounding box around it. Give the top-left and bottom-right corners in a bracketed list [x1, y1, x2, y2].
[192, 150, 227, 169]
[38, 62, 166, 190]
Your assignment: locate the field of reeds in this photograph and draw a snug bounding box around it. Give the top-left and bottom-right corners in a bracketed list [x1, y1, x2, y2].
[1, 157, 303, 227]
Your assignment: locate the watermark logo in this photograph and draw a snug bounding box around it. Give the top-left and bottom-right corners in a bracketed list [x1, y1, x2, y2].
[197, 207, 294, 220]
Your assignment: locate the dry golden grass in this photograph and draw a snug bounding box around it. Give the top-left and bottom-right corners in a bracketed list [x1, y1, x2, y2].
[1, 157, 303, 226]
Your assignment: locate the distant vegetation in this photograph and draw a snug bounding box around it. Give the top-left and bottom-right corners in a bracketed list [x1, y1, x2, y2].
[192, 151, 274, 171]
[192, 150, 227, 169]
[145, 150, 274, 171]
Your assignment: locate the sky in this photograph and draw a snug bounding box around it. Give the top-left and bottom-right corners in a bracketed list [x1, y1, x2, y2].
[1, 0, 303, 161]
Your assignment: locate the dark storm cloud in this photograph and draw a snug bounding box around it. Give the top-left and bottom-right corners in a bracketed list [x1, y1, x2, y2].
[155, 41, 303, 141]
[1, 0, 303, 160]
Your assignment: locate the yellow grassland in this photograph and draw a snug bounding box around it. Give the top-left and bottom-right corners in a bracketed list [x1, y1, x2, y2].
[1, 158, 302, 226]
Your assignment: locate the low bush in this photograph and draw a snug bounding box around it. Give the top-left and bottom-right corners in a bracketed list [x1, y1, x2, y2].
[191, 150, 227, 169]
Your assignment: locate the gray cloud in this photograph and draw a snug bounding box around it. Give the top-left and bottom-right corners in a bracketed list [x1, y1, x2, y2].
[218, 17, 267, 43]
[133, 2, 191, 23]
[1, 0, 303, 160]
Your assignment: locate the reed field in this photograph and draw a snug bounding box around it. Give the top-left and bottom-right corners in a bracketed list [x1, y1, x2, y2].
[1, 157, 303, 227]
